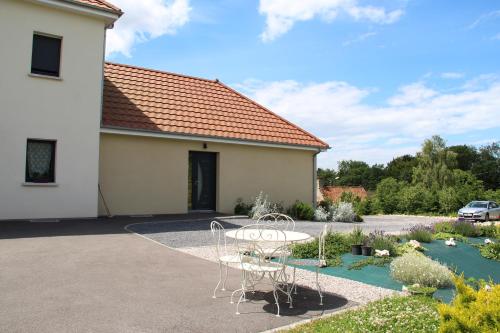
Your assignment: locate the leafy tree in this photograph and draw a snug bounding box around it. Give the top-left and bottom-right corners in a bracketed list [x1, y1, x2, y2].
[386, 154, 418, 183]
[451, 169, 484, 207]
[335, 160, 386, 191]
[398, 184, 438, 214]
[317, 168, 337, 187]
[447, 145, 478, 171]
[375, 178, 402, 214]
[412, 135, 457, 189]
[471, 142, 500, 190]
[438, 187, 460, 214]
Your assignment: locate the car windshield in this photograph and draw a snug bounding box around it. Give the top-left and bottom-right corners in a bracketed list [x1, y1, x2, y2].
[466, 202, 488, 208]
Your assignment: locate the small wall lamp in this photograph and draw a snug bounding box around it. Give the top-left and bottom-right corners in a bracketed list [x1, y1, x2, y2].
[203, 142, 208, 149]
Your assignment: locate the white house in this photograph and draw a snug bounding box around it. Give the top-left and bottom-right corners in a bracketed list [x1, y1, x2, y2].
[0, 0, 328, 220]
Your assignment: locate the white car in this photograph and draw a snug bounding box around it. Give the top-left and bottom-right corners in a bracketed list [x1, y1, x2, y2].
[458, 201, 500, 222]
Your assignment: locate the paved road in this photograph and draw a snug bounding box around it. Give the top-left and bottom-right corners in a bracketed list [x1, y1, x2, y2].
[0, 217, 353, 333]
[128, 215, 451, 248]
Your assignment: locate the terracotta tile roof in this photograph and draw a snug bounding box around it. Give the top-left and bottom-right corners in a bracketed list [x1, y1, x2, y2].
[102, 62, 329, 149]
[68, 0, 122, 15]
[321, 186, 368, 202]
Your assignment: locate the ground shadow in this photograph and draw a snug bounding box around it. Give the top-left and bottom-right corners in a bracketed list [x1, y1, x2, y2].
[236, 286, 351, 317]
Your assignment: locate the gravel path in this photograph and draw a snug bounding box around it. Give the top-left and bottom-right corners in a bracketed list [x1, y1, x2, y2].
[126, 215, 450, 248]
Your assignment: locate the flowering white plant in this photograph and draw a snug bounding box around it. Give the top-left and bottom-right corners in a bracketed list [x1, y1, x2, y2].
[375, 249, 390, 257]
[409, 240, 422, 249]
[331, 202, 356, 222]
[314, 206, 329, 222]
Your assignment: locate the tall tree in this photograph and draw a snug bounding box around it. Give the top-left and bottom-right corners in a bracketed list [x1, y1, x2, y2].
[447, 145, 478, 171]
[317, 168, 337, 187]
[412, 135, 457, 189]
[386, 155, 418, 183]
[471, 142, 500, 190]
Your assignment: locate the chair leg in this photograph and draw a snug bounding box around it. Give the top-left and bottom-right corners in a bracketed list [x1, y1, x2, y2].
[212, 261, 223, 298]
[293, 267, 298, 295]
[316, 267, 323, 305]
[236, 271, 248, 315]
[270, 272, 281, 317]
[222, 263, 229, 291]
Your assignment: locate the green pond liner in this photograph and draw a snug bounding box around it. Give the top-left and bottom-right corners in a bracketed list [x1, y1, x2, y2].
[290, 237, 499, 304]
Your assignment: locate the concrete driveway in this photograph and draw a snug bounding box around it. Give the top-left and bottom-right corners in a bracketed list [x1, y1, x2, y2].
[0, 216, 352, 333]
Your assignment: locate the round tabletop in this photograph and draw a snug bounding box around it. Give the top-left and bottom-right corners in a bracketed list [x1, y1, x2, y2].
[225, 229, 312, 242]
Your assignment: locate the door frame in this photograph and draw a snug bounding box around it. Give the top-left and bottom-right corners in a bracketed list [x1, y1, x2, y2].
[188, 151, 218, 212]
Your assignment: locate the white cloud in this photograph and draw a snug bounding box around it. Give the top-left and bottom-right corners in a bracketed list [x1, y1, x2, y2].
[388, 82, 437, 106]
[467, 10, 500, 30]
[492, 33, 500, 40]
[258, 0, 404, 42]
[342, 31, 377, 46]
[106, 0, 191, 57]
[235, 75, 500, 167]
[441, 72, 464, 79]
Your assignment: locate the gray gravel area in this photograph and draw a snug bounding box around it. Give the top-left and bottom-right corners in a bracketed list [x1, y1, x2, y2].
[127, 215, 451, 248]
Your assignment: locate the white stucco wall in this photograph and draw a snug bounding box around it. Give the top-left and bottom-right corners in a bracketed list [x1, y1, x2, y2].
[0, 0, 107, 219]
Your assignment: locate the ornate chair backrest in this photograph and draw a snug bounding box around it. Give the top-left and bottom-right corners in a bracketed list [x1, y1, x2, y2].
[210, 221, 228, 259]
[257, 213, 295, 231]
[235, 224, 289, 269]
[318, 224, 328, 266]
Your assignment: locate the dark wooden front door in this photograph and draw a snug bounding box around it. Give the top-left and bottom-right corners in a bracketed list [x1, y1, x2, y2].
[189, 151, 217, 211]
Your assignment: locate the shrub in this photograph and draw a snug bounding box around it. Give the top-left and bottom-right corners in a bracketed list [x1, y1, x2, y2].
[368, 230, 397, 256]
[233, 198, 253, 216]
[332, 202, 357, 222]
[291, 231, 350, 266]
[398, 184, 438, 214]
[313, 206, 329, 222]
[477, 222, 499, 238]
[318, 197, 334, 212]
[288, 201, 315, 220]
[438, 187, 460, 214]
[292, 238, 319, 259]
[438, 275, 500, 333]
[453, 220, 480, 237]
[433, 232, 468, 243]
[390, 252, 453, 288]
[375, 177, 402, 214]
[433, 221, 455, 234]
[357, 197, 376, 215]
[405, 224, 433, 243]
[478, 242, 500, 261]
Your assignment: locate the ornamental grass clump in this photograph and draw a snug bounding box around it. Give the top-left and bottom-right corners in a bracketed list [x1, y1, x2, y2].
[405, 224, 434, 243]
[452, 220, 480, 237]
[390, 252, 453, 288]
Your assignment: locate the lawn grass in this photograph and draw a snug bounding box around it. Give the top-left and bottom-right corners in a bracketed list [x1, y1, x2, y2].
[285, 296, 439, 333]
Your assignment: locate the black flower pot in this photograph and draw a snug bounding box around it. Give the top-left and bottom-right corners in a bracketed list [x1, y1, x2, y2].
[361, 246, 373, 256]
[351, 244, 362, 255]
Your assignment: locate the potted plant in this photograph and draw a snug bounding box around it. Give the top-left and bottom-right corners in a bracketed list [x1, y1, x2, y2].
[350, 227, 365, 255]
[361, 238, 373, 256]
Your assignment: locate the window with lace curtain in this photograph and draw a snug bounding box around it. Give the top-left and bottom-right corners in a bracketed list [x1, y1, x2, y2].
[25, 139, 56, 183]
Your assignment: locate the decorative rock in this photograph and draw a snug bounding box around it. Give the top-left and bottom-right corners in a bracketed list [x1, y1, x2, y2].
[374, 249, 390, 257]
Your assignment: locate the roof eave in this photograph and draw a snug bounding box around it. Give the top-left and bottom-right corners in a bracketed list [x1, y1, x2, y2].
[30, 0, 121, 25]
[100, 126, 328, 152]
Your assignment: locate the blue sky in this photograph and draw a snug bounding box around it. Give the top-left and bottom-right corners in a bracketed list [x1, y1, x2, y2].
[106, 0, 500, 168]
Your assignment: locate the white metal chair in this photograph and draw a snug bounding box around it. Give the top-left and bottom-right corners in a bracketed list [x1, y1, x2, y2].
[257, 213, 295, 258]
[210, 221, 241, 298]
[257, 213, 296, 231]
[287, 224, 328, 305]
[232, 224, 290, 316]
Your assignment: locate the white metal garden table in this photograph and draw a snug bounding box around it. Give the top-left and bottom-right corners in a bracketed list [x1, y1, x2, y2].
[225, 229, 312, 242]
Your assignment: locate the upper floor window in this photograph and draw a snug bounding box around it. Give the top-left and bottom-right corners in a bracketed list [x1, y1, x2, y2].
[31, 33, 62, 77]
[26, 139, 56, 183]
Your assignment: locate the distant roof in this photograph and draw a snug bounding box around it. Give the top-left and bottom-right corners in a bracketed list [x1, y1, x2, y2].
[321, 186, 368, 202]
[102, 62, 329, 149]
[67, 0, 122, 15]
